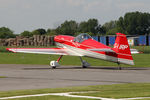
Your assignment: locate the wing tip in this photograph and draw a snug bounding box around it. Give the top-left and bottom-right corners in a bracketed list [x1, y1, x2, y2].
[6, 48, 16, 53]
[6, 48, 12, 51]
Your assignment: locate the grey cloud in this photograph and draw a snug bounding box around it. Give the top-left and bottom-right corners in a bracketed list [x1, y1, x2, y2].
[0, 0, 150, 33]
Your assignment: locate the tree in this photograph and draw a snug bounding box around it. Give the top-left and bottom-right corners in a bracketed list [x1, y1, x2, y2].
[117, 11, 150, 35]
[36, 28, 46, 35]
[78, 18, 102, 35]
[47, 28, 51, 33]
[106, 27, 119, 35]
[56, 20, 78, 35]
[0, 27, 15, 38]
[20, 31, 32, 37]
[78, 21, 88, 33]
[31, 30, 40, 35]
[87, 19, 99, 34]
[115, 17, 126, 34]
[102, 20, 117, 32]
[47, 29, 57, 35]
[32, 28, 46, 35]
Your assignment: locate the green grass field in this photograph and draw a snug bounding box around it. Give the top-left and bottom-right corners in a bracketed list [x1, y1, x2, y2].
[9, 97, 150, 100]
[0, 46, 150, 67]
[0, 76, 6, 78]
[0, 83, 150, 99]
[0, 52, 150, 67]
[9, 96, 93, 100]
[73, 83, 150, 98]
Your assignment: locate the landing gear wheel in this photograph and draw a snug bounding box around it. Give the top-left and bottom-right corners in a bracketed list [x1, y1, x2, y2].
[82, 60, 90, 68]
[52, 66, 56, 69]
[117, 62, 122, 70]
[79, 57, 90, 68]
[50, 61, 60, 69]
[118, 66, 122, 70]
[82, 65, 87, 68]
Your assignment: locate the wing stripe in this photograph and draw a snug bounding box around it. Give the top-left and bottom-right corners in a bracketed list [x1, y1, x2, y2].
[7, 48, 68, 55]
[6, 48, 82, 56]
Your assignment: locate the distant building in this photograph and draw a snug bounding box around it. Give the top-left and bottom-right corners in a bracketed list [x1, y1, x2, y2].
[127, 37, 139, 46]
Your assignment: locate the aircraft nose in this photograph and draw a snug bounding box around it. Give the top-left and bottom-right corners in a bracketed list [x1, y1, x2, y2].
[54, 35, 60, 42]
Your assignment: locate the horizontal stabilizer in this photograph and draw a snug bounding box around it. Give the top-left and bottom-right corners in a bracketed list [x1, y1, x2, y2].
[130, 49, 139, 54]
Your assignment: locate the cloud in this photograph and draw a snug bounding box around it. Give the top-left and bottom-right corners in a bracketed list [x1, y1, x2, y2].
[0, 0, 16, 7]
[116, 1, 150, 12]
[0, 0, 150, 33]
[65, 0, 85, 6]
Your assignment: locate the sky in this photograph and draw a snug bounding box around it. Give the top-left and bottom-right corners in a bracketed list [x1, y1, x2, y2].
[0, 0, 150, 34]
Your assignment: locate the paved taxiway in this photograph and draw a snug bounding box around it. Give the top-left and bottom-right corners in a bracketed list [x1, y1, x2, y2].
[0, 64, 150, 91]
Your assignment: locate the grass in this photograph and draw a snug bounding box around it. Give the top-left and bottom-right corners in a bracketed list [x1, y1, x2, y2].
[73, 83, 150, 98]
[0, 85, 96, 97]
[10, 96, 93, 100]
[0, 83, 150, 99]
[0, 76, 6, 78]
[0, 52, 149, 67]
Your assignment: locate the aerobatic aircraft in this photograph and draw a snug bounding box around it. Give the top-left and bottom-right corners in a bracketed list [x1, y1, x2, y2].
[7, 33, 134, 69]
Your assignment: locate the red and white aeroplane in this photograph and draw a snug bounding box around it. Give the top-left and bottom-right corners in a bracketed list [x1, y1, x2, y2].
[7, 33, 134, 69]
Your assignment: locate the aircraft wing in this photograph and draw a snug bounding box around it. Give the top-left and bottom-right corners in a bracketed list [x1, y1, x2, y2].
[130, 49, 139, 54]
[6, 48, 82, 56]
[88, 48, 115, 53]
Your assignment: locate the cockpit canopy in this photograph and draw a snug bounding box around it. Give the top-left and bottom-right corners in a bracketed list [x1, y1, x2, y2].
[74, 33, 92, 43]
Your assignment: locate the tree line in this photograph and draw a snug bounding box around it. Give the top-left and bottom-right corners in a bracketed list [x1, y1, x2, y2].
[1, 11, 150, 38]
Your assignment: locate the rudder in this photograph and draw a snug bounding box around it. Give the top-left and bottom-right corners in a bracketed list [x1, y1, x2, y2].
[113, 33, 134, 65]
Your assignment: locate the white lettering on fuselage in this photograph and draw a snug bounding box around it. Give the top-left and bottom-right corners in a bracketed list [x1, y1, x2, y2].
[119, 45, 128, 50]
[114, 43, 119, 49]
[114, 43, 128, 50]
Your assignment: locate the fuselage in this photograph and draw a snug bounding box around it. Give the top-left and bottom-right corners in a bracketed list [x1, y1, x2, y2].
[54, 34, 134, 65]
[54, 35, 119, 63]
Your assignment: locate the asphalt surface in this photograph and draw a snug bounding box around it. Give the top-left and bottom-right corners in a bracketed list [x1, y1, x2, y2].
[0, 64, 150, 91]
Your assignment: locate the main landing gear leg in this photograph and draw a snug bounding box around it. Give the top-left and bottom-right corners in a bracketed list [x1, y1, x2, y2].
[79, 57, 90, 68]
[50, 55, 63, 69]
[117, 62, 122, 70]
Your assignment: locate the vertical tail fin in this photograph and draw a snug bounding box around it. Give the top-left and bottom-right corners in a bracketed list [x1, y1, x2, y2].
[113, 33, 134, 65]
